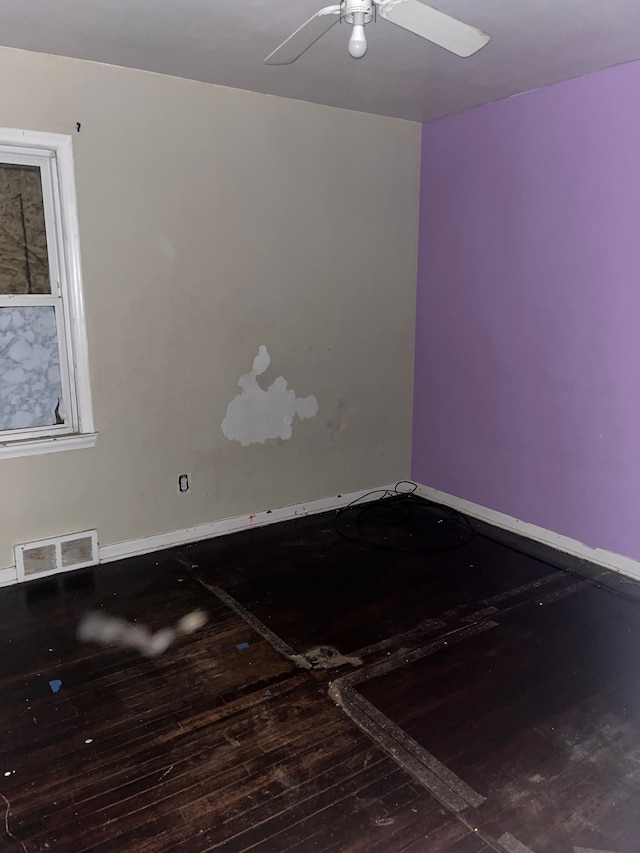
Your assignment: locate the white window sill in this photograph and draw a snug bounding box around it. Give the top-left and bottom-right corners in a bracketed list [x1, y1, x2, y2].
[0, 432, 98, 460]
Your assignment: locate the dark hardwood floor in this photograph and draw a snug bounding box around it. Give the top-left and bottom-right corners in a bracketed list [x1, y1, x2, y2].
[1, 494, 639, 851]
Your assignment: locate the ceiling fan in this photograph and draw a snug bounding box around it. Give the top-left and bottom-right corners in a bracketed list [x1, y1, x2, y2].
[265, 0, 490, 64]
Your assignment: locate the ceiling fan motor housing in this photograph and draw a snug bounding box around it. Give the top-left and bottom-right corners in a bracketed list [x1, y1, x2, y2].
[343, 0, 374, 25]
[263, 0, 490, 65]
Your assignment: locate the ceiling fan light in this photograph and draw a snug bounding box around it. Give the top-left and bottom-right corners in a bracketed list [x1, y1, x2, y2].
[347, 12, 368, 58]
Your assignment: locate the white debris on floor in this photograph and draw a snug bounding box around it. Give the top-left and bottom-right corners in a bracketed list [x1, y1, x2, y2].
[76, 609, 208, 657]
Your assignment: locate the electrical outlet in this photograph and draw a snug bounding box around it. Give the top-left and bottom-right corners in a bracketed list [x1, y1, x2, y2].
[178, 474, 191, 494]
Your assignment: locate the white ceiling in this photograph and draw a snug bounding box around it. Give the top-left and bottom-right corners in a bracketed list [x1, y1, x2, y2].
[2, 0, 640, 122]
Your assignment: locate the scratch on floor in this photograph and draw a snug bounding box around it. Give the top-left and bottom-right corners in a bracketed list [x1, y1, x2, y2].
[1, 792, 29, 853]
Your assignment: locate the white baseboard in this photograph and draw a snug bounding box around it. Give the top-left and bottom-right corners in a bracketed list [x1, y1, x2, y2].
[98, 483, 397, 565]
[414, 482, 640, 583]
[1, 484, 395, 585]
[0, 567, 17, 587]
[5, 480, 638, 588]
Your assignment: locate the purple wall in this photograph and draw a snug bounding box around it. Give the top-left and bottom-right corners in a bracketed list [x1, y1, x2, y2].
[413, 60, 640, 561]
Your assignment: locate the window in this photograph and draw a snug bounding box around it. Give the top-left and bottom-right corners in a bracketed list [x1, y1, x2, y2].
[0, 128, 95, 459]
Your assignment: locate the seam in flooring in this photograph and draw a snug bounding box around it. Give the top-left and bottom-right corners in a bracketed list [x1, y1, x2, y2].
[186, 562, 525, 851]
[185, 547, 600, 853]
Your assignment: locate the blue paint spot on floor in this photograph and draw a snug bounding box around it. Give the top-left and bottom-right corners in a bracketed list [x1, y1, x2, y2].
[236, 642, 249, 650]
[49, 679, 62, 694]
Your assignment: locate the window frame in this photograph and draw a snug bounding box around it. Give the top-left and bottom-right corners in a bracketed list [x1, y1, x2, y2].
[0, 128, 96, 459]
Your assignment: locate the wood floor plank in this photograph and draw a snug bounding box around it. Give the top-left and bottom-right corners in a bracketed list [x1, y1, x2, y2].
[278, 783, 443, 853]
[4, 497, 638, 851]
[184, 761, 405, 853]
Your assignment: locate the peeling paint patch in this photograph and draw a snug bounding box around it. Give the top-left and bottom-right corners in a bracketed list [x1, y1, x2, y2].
[221, 346, 318, 446]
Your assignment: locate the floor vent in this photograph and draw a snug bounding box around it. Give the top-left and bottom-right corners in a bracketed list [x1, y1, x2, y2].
[15, 530, 99, 582]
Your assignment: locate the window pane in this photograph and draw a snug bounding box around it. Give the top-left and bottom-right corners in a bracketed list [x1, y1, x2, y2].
[0, 164, 51, 294]
[0, 306, 65, 431]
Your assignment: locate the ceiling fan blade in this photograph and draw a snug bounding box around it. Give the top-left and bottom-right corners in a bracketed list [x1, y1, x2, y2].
[378, 0, 490, 57]
[265, 4, 342, 65]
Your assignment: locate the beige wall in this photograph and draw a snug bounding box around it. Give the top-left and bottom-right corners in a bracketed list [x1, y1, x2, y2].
[0, 47, 420, 570]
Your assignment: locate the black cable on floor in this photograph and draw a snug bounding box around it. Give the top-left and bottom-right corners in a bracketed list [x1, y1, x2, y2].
[333, 481, 640, 605]
[333, 481, 474, 553]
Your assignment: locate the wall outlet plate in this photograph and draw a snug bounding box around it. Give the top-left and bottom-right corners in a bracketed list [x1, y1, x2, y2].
[178, 473, 191, 494]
